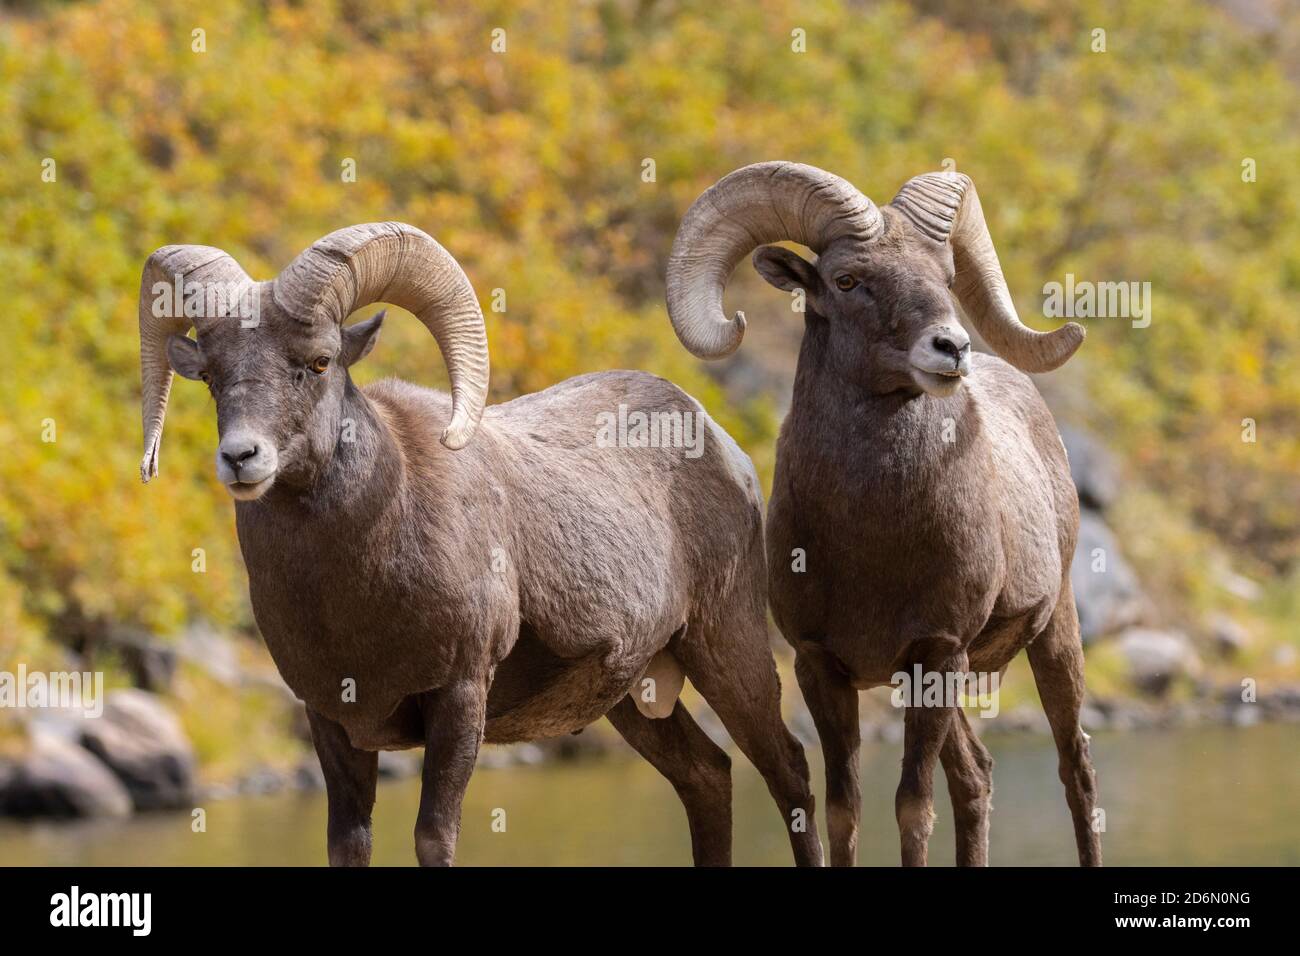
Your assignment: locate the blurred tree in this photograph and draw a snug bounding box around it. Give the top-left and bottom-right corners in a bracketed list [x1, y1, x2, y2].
[0, 0, 1295, 665]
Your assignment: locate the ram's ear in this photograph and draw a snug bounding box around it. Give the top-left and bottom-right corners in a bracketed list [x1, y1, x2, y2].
[752, 245, 822, 298]
[166, 334, 206, 381]
[341, 310, 385, 367]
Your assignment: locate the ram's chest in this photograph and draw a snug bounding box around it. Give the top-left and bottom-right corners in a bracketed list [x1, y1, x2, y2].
[769, 444, 1011, 680]
[240, 536, 498, 726]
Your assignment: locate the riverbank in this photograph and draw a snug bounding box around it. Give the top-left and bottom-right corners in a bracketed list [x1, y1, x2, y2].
[3, 722, 1296, 866]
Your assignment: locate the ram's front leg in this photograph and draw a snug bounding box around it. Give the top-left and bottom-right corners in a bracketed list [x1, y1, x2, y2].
[895, 636, 965, 867]
[307, 707, 379, 867]
[413, 678, 488, 866]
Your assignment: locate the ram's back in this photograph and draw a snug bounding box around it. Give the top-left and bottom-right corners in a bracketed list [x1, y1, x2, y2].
[364, 369, 763, 656]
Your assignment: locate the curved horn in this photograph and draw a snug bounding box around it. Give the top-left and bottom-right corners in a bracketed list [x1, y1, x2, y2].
[139, 246, 253, 482]
[891, 172, 1084, 373]
[666, 162, 883, 359]
[272, 222, 488, 449]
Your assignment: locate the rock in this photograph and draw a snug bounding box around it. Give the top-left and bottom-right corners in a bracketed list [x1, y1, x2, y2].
[1060, 426, 1120, 512]
[78, 690, 195, 811]
[477, 742, 547, 769]
[294, 760, 326, 791]
[197, 781, 237, 801]
[0, 729, 132, 819]
[879, 718, 904, 745]
[511, 743, 546, 766]
[238, 765, 288, 795]
[1071, 510, 1147, 641]
[534, 729, 611, 762]
[1118, 628, 1201, 696]
[1231, 704, 1261, 728]
[1079, 703, 1108, 732]
[1209, 614, 1249, 658]
[104, 626, 177, 693]
[376, 750, 421, 779]
[996, 707, 1050, 735]
[177, 621, 242, 686]
[789, 705, 819, 750]
[1213, 567, 1263, 602]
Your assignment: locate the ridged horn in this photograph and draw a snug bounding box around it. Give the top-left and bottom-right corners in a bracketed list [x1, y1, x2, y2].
[138, 246, 253, 482]
[891, 172, 1084, 373]
[272, 222, 489, 449]
[666, 162, 882, 359]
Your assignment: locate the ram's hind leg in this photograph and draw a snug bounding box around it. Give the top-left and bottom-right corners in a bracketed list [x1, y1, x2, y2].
[307, 708, 378, 867]
[606, 695, 733, 866]
[938, 709, 994, 866]
[676, 623, 823, 867]
[1026, 581, 1102, 866]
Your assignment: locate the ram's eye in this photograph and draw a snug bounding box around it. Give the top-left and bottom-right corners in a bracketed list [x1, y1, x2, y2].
[310, 356, 330, 375]
[835, 275, 857, 292]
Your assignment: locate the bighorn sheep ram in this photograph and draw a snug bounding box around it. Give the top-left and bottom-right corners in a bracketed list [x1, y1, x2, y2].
[666, 163, 1101, 867]
[138, 222, 822, 866]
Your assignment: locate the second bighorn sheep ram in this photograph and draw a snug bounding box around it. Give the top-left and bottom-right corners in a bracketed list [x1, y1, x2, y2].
[667, 163, 1101, 867]
[138, 222, 821, 866]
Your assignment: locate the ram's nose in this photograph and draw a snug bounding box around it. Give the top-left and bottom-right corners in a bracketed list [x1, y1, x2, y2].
[215, 429, 278, 492]
[220, 440, 259, 470]
[931, 327, 971, 374]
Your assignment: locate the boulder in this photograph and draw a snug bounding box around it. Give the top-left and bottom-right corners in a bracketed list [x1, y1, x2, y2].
[103, 626, 177, 693]
[0, 729, 132, 819]
[78, 690, 195, 811]
[1117, 628, 1201, 696]
[376, 750, 421, 779]
[1071, 510, 1147, 641]
[177, 621, 242, 686]
[1060, 426, 1120, 512]
[1209, 614, 1249, 658]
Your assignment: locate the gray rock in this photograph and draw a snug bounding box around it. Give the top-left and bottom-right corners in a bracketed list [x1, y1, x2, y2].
[477, 742, 547, 769]
[1071, 510, 1147, 642]
[879, 718, 905, 745]
[1118, 628, 1201, 696]
[1231, 704, 1261, 728]
[1214, 567, 1262, 602]
[238, 765, 288, 795]
[0, 729, 132, 819]
[376, 750, 421, 779]
[104, 626, 177, 692]
[79, 689, 195, 811]
[177, 622, 242, 686]
[1060, 426, 1120, 512]
[1079, 703, 1108, 732]
[294, 760, 326, 791]
[1209, 614, 1250, 658]
[995, 707, 1050, 735]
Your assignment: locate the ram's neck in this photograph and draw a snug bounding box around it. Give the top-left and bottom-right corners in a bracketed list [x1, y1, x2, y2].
[242, 378, 405, 525]
[788, 330, 975, 488]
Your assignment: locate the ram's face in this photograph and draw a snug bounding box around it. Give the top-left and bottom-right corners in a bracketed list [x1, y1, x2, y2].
[666, 163, 1084, 401]
[753, 216, 972, 397]
[166, 308, 382, 500]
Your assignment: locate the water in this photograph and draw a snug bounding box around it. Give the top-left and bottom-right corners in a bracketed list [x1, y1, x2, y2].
[1, 723, 1295, 866]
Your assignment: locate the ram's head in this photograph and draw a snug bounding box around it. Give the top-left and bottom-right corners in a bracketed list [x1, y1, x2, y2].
[137, 223, 488, 499]
[666, 163, 1083, 396]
